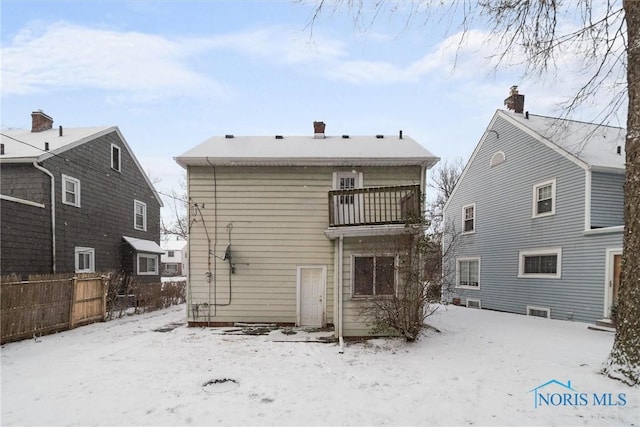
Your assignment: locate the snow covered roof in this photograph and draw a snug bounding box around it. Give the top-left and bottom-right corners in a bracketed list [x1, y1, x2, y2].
[161, 240, 187, 251]
[500, 110, 626, 171]
[0, 127, 114, 163]
[175, 134, 439, 168]
[123, 236, 164, 254]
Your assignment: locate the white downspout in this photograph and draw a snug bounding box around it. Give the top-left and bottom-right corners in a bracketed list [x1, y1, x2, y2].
[33, 161, 56, 273]
[338, 235, 344, 353]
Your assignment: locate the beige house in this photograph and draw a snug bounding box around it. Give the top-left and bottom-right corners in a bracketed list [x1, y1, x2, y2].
[175, 122, 439, 338]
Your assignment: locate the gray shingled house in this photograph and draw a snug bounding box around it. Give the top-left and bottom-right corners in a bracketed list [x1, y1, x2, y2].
[443, 88, 625, 326]
[1, 111, 163, 280]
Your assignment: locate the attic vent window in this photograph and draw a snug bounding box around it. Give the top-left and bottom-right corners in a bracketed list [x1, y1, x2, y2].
[225, 134, 234, 139]
[376, 135, 384, 139]
[490, 151, 506, 167]
[275, 135, 283, 139]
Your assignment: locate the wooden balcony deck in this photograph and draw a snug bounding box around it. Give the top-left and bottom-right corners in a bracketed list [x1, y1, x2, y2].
[328, 184, 421, 227]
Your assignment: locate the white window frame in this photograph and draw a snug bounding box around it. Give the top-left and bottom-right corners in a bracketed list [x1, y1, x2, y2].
[532, 179, 556, 218]
[518, 248, 562, 278]
[134, 200, 147, 231]
[74, 247, 95, 273]
[111, 144, 121, 172]
[466, 298, 481, 309]
[456, 257, 480, 289]
[527, 305, 551, 319]
[350, 254, 398, 298]
[462, 203, 476, 234]
[137, 253, 158, 275]
[62, 174, 81, 207]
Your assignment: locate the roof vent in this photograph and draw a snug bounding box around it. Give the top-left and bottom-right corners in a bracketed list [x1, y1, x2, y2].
[376, 135, 384, 139]
[225, 134, 234, 139]
[45, 142, 50, 151]
[1, 143, 4, 155]
[275, 135, 283, 139]
[617, 146, 622, 155]
[399, 130, 403, 139]
[342, 135, 349, 139]
[59, 126, 63, 137]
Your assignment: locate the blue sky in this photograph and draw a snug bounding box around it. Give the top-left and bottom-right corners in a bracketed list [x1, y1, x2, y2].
[1, 0, 626, 211]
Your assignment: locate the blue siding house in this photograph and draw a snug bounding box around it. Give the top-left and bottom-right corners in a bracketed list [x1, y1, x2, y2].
[443, 89, 625, 324]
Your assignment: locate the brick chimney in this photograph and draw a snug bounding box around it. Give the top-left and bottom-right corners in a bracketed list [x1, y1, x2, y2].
[313, 121, 326, 139]
[504, 86, 525, 114]
[31, 110, 54, 132]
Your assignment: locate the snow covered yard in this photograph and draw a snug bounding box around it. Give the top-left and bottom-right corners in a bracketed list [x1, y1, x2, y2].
[1, 305, 637, 426]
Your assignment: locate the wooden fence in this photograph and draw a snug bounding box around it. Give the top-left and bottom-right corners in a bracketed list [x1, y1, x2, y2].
[0, 273, 107, 344]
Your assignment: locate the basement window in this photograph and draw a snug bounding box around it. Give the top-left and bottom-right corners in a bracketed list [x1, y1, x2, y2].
[527, 306, 550, 319]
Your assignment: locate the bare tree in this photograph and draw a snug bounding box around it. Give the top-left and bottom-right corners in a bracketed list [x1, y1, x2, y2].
[308, 0, 639, 385]
[161, 173, 188, 240]
[359, 220, 459, 341]
[426, 158, 463, 236]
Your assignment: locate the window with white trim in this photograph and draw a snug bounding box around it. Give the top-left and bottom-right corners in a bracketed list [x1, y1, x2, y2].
[134, 200, 147, 231]
[533, 179, 556, 217]
[137, 253, 158, 275]
[462, 204, 475, 233]
[62, 175, 81, 207]
[111, 144, 121, 172]
[75, 247, 95, 273]
[352, 255, 396, 297]
[457, 258, 480, 288]
[518, 248, 562, 278]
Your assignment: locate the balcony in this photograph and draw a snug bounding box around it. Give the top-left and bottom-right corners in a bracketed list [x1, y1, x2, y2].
[328, 184, 421, 227]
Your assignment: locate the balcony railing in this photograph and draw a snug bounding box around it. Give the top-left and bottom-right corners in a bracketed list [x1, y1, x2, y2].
[328, 184, 421, 227]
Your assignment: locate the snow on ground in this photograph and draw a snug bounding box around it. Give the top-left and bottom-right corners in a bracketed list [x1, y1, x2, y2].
[1, 305, 637, 426]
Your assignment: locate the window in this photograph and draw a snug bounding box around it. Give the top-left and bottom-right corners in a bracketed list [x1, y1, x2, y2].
[134, 200, 147, 231]
[466, 298, 481, 309]
[462, 204, 475, 233]
[527, 306, 551, 318]
[75, 247, 95, 273]
[353, 255, 396, 297]
[518, 248, 562, 278]
[457, 258, 480, 288]
[167, 250, 175, 257]
[111, 144, 121, 172]
[490, 151, 506, 167]
[137, 253, 158, 275]
[62, 175, 81, 207]
[533, 179, 556, 217]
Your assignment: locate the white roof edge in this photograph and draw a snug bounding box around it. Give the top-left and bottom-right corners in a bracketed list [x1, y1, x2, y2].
[123, 236, 164, 254]
[175, 156, 439, 168]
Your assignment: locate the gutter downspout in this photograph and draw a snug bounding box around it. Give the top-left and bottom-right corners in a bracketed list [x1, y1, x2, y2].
[338, 235, 344, 353]
[33, 161, 56, 273]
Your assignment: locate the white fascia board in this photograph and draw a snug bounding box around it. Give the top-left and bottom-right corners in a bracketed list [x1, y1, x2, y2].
[175, 156, 439, 168]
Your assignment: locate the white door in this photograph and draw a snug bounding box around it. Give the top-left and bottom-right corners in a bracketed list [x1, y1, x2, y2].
[605, 249, 623, 318]
[333, 172, 361, 225]
[298, 266, 326, 327]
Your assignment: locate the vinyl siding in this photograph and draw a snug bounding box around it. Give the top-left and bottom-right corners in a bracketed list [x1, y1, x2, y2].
[591, 171, 624, 228]
[444, 115, 622, 323]
[186, 165, 422, 329]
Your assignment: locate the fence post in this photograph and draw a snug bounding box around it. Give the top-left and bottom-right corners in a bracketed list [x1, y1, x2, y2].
[69, 276, 77, 329]
[102, 275, 108, 321]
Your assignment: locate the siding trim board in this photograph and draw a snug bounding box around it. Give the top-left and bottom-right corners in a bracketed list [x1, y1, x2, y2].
[0, 194, 45, 208]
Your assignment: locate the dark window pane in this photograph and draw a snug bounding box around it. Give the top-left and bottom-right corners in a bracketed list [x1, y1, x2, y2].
[464, 218, 474, 232]
[376, 256, 395, 295]
[537, 199, 552, 214]
[354, 257, 373, 296]
[524, 255, 557, 274]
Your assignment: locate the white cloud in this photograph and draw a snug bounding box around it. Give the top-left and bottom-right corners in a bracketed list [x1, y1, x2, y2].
[2, 22, 226, 99]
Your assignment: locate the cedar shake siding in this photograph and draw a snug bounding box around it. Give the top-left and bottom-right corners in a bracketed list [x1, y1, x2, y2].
[0, 124, 161, 278]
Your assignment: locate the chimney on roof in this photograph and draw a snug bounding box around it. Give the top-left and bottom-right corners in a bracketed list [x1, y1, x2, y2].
[313, 121, 325, 139]
[31, 110, 54, 133]
[504, 86, 525, 114]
